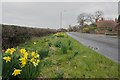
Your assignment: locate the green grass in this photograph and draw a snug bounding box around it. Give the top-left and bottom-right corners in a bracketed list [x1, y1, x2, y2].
[17, 34, 119, 78]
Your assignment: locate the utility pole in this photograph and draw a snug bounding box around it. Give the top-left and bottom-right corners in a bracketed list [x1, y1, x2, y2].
[60, 12, 62, 29]
[60, 10, 67, 29]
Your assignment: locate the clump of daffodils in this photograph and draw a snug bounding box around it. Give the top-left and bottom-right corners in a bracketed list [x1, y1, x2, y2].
[3, 48, 40, 77]
[54, 32, 67, 37]
[30, 51, 40, 67]
[5, 48, 16, 55]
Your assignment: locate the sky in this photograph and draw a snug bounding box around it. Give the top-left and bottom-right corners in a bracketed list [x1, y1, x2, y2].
[1, 2, 119, 29]
[1, 0, 120, 2]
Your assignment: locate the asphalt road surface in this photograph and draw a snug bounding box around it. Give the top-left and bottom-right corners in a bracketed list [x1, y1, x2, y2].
[67, 32, 119, 63]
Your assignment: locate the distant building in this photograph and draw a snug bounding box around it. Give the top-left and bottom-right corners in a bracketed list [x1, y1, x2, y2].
[96, 19, 118, 34]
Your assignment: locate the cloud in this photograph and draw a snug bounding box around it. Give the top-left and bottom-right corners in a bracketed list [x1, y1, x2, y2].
[2, 2, 118, 29]
[1, 0, 120, 2]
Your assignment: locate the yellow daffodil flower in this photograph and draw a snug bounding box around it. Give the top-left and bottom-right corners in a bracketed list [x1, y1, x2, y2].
[30, 58, 35, 63]
[5, 48, 16, 55]
[5, 48, 11, 53]
[3, 56, 11, 63]
[33, 42, 36, 45]
[31, 52, 36, 57]
[36, 54, 39, 58]
[31, 52, 39, 58]
[11, 48, 16, 52]
[32, 62, 38, 67]
[23, 52, 28, 59]
[20, 48, 26, 54]
[30, 58, 40, 67]
[36, 59, 40, 64]
[12, 69, 22, 76]
[9, 48, 16, 55]
[19, 57, 27, 68]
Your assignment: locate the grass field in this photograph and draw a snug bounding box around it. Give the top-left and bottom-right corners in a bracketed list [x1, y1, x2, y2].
[16, 33, 119, 78]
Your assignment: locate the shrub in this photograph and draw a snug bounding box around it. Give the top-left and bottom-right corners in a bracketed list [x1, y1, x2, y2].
[82, 27, 89, 33]
[2, 48, 41, 79]
[2, 25, 26, 49]
[2, 24, 56, 50]
[107, 27, 112, 32]
[54, 32, 67, 37]
[89, 26, 97, 30]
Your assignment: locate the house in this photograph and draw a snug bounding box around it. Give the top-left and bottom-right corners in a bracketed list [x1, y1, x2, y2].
[96, 19, 118, 34]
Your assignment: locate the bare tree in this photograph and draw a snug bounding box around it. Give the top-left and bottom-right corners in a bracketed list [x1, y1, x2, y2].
[94, 11, 104, 22]
[77, 13, 88, 27]
[77, 11, 104, 27]
[87, 14, 95, 24]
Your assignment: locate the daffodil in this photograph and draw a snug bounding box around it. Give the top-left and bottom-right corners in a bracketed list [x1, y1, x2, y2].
[5, 48, 11, 53]
[12, 69, 22, 76]
[3, 56, 11, 63]
[19, 57, 27, 68]
[30, 58, 35, 63]
[23, 52, 28, 59]
[36, 54, 39, 58]
[11, 48, 16, 52]
[9, 48, 16, 55]
[33, 42, 36, 45]
[30, 58, 40, 67]
[36, 59, 40, 64]
[5, 48, 16, 55]
[20, 48, 26, 54]
[31, 52, 35, 57]
[34, 54, 39, 58]
[31, 52, 39, 58]
[20, 49, 28, 59]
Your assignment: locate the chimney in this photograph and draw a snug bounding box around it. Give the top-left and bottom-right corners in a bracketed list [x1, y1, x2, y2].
[115, 18, 118, 23]
[95, 19, 98, 23]
[101, 18, 104, 21]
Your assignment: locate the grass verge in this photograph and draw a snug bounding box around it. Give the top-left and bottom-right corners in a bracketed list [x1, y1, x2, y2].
[17, 33, 119, 78]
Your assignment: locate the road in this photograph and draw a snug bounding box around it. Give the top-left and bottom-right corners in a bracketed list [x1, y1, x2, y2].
[67, 32, 119, 63]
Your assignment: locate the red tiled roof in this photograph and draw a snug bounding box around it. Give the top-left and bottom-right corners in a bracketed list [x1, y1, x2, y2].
[97, 20, 117, 28]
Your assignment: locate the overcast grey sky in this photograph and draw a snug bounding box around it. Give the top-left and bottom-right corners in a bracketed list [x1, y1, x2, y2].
[2, 2, 118, 29]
